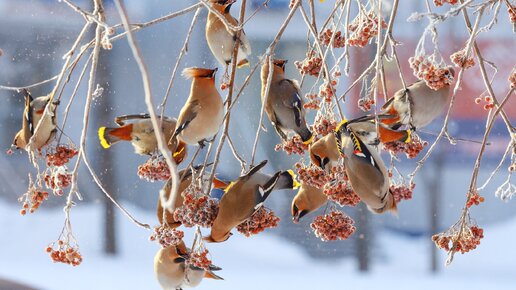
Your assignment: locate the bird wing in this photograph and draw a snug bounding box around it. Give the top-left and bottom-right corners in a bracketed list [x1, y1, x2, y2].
[348, 131, 381, 172]
[173, 100, 200, 138]
[279, 79, 303, 127]
[23, 91, 34, 139]
[254, 171, 281, 210]
[115, 114, 175, 126]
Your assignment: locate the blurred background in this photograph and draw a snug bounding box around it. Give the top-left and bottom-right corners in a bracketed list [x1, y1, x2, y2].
[0, 0, 515, 289]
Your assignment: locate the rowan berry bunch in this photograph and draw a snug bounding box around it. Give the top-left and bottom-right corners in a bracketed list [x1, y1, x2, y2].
[433, 0, 458, 6]
[432, 224, 484, 254]
[311, 210, 356, 241]
[303, 93, 321, 110]
[46, 240, 83, 266]
[390, 183, 415, 203]
[323, 166, 360, 207]
[46, 144, 78, 167]
[187, 249, 212, 270]
[318, 79, 338, 103]
[312, 115, 337, 137]
[358, 96, 375, 111]
[319, 28, 346, 48]
[275, 135, 309, 155]
[19, 183, 49, 215]
[450, 49, 475, 69]
[509, 69, 515, 89]
[384, 133, 427, 159]
[149, 225, 184, 248]
[474, 95, 495, 111]
[236, 207, 280, 237]
[409, 55, 454, 90]
[348, 10, 387, 47]
[137, 155, 171, 182]
[295, 162, 330, 189]
[43, 166, 72, 196]
[466, 190, 485, 208]
[173, 189, 219, 228]
[295, 51, 322, 77]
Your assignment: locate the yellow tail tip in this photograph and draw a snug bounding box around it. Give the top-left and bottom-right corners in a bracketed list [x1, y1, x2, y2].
[98, 127, 111, 149]
[335, 118, 348, 132]
[405, 130, 412, 143]
[302, 134, 314, 145]
[172, 145, 185, 158]
[287, 169, 301, 189]
[237, 59, 249, 68]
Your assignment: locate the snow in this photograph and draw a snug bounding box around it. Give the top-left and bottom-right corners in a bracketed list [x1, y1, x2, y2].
[0, 200, 515, 290]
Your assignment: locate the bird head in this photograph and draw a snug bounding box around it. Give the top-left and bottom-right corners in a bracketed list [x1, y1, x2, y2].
[211, 0, 236, 13]
[182, 67, 218, 80]
[12, 131, 24, 150]
[291, 202, 309, 224]
[309, 137, 334, 170]
[272, 58, 288, 72]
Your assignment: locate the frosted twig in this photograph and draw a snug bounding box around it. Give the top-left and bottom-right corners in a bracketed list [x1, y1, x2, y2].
[477, 141, 512, 191]
[113, 0, 180, 213]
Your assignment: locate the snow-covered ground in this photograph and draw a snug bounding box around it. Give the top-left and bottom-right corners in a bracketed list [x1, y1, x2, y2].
[0, 200, 514, 290]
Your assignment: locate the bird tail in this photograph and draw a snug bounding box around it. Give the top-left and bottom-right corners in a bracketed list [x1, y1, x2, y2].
[276, 170, 301, 190]
[237, 59, 249, 68]
[205, 270, 224, 280]
[172, 141, 188, 164]
[298, 127, 314, 145]
[98, 124, 133, 149]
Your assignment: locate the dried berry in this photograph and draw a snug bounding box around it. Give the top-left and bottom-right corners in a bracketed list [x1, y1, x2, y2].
[390, 183, 415, 203]
[173, 187, 219, 228]
[295, 162, 330, 189]
[312, 115, 337, 137]
[348, 10, 387, 47]
[466, 190, 485, 208]
[47, 240, 83, 266]
[319, 28, 346, 48]
[450, 49, 475, 69]
[295, 51, 322, 77]
[434, 0, 458, 6]
[137, 155, 170, 182]
[432, 224, 484, 254]
[323, 166, 360, 207]
[303, 93, 321, 110]
[383, 133, 427, 159]
[409, 55, 454, 90]
[275, 135, 309, 155]
[186, 249, 212, 270]
[46, 145, 78, 167]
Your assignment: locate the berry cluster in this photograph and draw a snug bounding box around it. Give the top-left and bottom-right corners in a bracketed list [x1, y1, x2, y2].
[358, 97, 375, 111]
[318, 80, 338, 103]
[149, 225, 184, 248]
[275, 135, 309, 155]
[20, 186, 49, 215]
[450, 49, 475, 69]
[46, 240, 83, 266]
[137, 155, 171, 182]
[409, 56, 454, 90]
[466, 190, 485, 208]
[433, 0, 458, 6]
[432, 225, 484, 254]
[312, 115, 337, 137]
[474, 95, 495, 111]
[173, 191, 219, 228]
[236, 207, 280, 237]
[220, 82, 229, 91]
[46, 145, 78, 167]
[348, 11, 387, 47]
[319, 28, 346, 48]
[311, 210, 356, 241]
[295, 162, 330, 189]
[390, 183, 415, 203]
[383, 133, 427, 159]
[44, 166, 72, 196]
[303, 93, 321, 110]
[295, 51, 322, 77]
[186, 249, 212, 271]
[323, 166, 360, 207]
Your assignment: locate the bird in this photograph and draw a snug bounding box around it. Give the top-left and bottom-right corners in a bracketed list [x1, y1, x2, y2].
[12, 90, 57, 151]
[261, 58, 313, 144]
[380, 68, 454, 131]
[291, 181, 327, 223]
[156, 164, 226, 228]
[309, 117, 410, 171]
[172, 68, 224, 148]
[206, 0, 251, 68]
[98, 114, 187, 163]
[335, 119, 397, 214]
[204, 160, 299, 243]
[154, 241, 223, 290]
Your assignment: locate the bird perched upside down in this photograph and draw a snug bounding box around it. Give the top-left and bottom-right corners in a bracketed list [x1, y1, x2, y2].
[12, 90, 57, 151]
[291, 181, 328, 223]
[206, 0, 251, 68]
[204, 160, 300, 243]
[261, 58, 313, 144]
[380, 67, 454, 131]
[310, 116, 410, 171]
[335, 118, 397, 214]
[98, 114, 187, 164]
[172, 68, 224, 148]
[154, 241, 223, 290]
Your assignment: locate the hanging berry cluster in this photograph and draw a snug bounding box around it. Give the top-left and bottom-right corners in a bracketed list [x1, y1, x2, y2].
[433, 0, 458, 6]
[311, 210, 356, 241]
[173, 187, 219, 228]
[149, 225, 185, 248]
[322, 166, 360, 207]
[46, 240, 83, 267]
[450, 49, 475, 70]
[319, 28, 346, 48]
[137, 155, 171, 182]
[409, 55, 454, 90]
[347, 10, 387, 47]
[236, 207, 280, 237]
[432, 224, 484, 254]
[295, 50, 322, 77]
[383, 133, 428, 159]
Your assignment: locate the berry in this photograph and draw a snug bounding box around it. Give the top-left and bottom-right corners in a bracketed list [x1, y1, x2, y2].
[311, 210, 356, 241]
[236, 207, 280, 237]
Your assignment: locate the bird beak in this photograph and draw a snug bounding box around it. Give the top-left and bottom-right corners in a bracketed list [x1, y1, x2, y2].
[293, 213, 300, 224]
